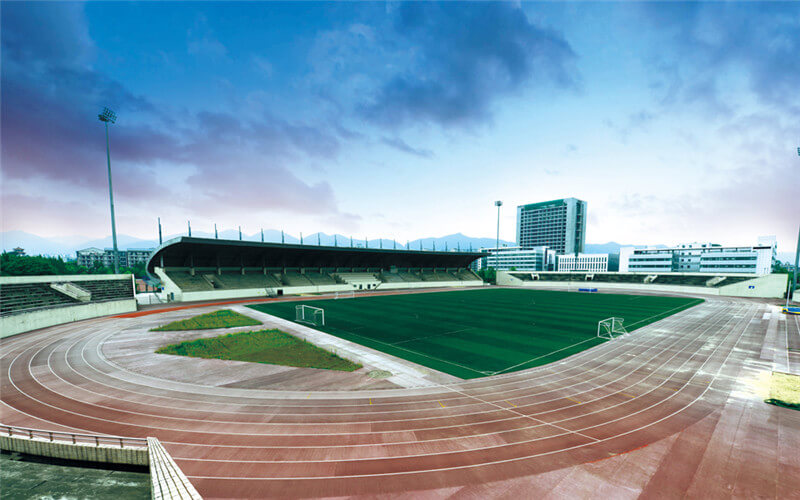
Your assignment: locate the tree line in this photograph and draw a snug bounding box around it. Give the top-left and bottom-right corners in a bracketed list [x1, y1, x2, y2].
[1, 252, 148, 279]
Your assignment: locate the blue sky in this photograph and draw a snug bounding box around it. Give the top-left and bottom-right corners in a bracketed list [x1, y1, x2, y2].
[1, 2, 798, 251]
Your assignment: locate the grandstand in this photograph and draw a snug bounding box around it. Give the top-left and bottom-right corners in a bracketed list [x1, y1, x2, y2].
[499, 270, 788, 298]
[147, 237, 484, 301]
[0, 275, 137, 338]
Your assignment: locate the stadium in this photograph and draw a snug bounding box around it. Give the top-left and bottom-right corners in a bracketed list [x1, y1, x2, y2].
[2, 237, 798, 498]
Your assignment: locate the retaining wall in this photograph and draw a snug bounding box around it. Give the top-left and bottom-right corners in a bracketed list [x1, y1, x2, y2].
[0, 434, 148, 466]
[1, 299, 138, 339]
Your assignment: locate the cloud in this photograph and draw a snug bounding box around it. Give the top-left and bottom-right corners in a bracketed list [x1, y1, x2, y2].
[187, 14, 227, 58]
[252, 55, 273, 77]
[0, 3, 354, 234]
[381, 136, 434, 159]
[637, 3, 800, 114]
[353, 3, 577, 128]
[0, 2, 93, 65]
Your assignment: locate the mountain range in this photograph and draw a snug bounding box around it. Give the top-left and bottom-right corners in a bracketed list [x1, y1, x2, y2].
[2, 230, 794, 263]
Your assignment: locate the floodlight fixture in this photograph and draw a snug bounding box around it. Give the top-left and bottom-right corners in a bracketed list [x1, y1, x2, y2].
[98, 107, 117, 124]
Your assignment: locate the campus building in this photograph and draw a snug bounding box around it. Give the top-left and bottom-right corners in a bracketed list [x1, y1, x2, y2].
[556, 253, 610, 273]
[77, 247, 154, 269]
[619, 236, 776, 275]
[516, 198, 587, 254]
[473, 246, 556, 272]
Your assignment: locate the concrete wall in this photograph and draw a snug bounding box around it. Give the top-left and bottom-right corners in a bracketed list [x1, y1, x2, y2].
[1, 299, 137, 339]
[0, 434, 148, 466]
[497, 271, 787, 298]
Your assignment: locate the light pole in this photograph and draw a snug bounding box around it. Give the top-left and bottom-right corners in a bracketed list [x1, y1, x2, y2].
[98, 107, 119, 274]
[494, 200, 503, 271]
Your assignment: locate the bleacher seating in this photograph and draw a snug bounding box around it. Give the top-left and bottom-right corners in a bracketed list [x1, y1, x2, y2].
[379, 272, 406, 283]
[280, 271, 313, 286]
[708, 276, 755, 287]
[303, 272, 337, 286]
[0, 278, 135, 317]
[455, 269, 482, 281]
[531, 272, 759, 288]
[420, 271, 456, 282]
[652, 275, 715, 287]
[76, 278, 135, 301]
[535, 273, 584, 282]
[336, 272, 380, 284]
[397, 271, 421, 282]
[166, 271, 215, 292]
[590, 274, 647, 284]
[510, 273, 536, 281]
[1, 283, 79, 316]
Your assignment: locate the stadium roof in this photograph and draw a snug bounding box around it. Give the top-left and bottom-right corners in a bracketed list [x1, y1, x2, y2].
[146, 237, 482, 275]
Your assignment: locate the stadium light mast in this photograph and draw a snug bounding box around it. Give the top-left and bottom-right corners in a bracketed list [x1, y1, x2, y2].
[188, 220, 191, 237]
[98, 107, 119, 274]
[789, 224, 800, 309]
[158, 217, 162, 245]
[495, 200, 503, 271]
[239, 226, 242, 241]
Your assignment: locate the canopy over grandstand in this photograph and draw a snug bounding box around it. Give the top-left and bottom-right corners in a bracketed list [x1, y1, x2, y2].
[147, 237, 483, 275]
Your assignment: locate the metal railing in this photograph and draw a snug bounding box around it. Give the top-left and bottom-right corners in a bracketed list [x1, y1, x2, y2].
[1, 424, 147, 449]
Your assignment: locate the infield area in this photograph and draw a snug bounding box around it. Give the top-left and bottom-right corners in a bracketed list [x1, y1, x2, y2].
[249, 288, 703, 378]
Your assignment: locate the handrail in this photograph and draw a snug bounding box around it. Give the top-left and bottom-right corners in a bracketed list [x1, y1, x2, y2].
[0, 424, 147, 449]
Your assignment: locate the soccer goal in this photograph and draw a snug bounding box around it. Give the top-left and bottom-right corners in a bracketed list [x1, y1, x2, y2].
[335, 290, 355, 299]
[296, 305, 325, 326]
[597, 317, 628, 339]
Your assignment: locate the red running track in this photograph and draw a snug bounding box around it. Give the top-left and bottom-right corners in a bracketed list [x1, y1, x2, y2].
[2, 293, 798, 498]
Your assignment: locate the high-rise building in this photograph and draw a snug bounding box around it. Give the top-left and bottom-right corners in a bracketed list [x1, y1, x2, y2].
[516, 198, 586, 254]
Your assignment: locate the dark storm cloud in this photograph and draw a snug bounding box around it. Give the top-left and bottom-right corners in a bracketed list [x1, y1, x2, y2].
[1, 2, 346, 217]
[636, 3, 800, 112]
[359, 2, 577, 128]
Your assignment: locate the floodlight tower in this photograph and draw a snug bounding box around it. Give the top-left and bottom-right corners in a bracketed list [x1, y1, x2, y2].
[494, 200, 503, 270]
[98, 107, 119, 274]
[789, 146, 800, 308]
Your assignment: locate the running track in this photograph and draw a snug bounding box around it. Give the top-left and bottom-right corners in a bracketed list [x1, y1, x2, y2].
[2, 292, 799, 498]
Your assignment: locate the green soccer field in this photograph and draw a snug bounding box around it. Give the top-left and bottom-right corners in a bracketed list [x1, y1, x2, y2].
[248, 288, 703, 379]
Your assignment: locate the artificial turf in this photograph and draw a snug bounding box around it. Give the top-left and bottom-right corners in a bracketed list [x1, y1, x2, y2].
[156, 329, 362, 371]
[248, 288, 703, 379]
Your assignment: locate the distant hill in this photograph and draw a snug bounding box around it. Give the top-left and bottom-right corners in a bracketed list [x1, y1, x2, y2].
[2, 230, 519, 256]
[5, 230, 734, 259]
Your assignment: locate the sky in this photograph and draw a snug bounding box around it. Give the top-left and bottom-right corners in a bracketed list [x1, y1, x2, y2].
[1, 2, 798, 252]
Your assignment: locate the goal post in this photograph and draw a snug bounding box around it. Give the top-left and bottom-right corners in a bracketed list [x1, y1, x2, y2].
[335, 290, 355, 299]
[296, 305, 325, 326]
[597, 317, 628, 339]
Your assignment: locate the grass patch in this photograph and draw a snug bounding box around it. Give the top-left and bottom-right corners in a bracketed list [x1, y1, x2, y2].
[249, 288, 703, 379]
[155, 329, 362, 371]
[765, 371, 800, 410]
[151, 309, 261, 331]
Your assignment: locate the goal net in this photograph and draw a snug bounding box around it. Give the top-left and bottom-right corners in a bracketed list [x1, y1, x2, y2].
[296, 305, 324, 326]
[597, 317, 628, 339]
[335, 290, 355, 299]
